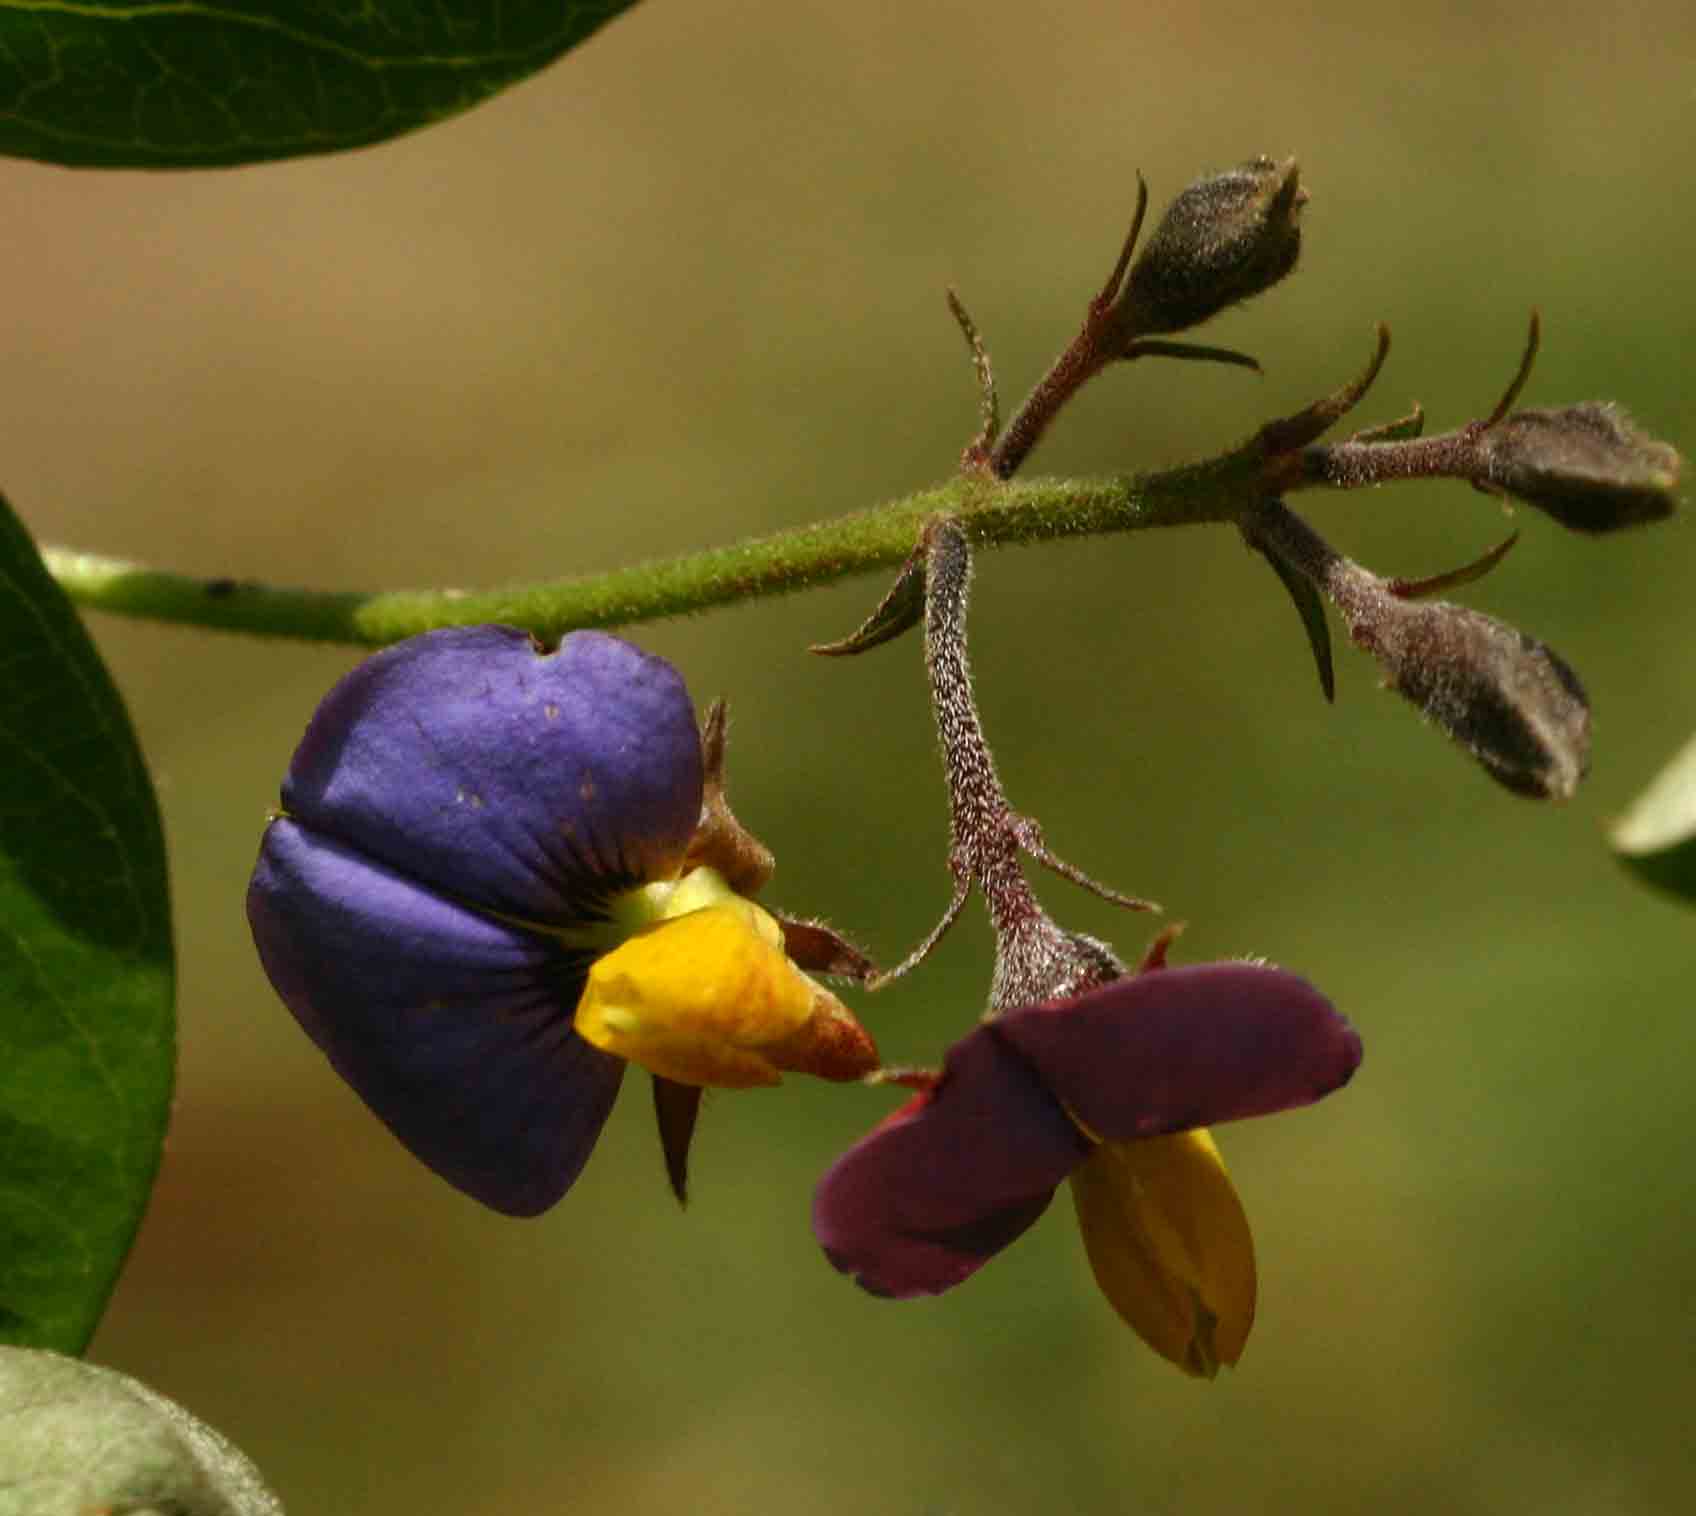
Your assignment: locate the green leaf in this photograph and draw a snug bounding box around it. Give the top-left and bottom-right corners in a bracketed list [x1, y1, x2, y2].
[0, 493, 174, 1355]
[1610, 731, 1696, 903]
[0, 0, 641, 169]
[0, 1347, 283, 1513]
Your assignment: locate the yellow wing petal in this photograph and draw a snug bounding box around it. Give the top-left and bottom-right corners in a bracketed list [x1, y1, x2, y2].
[575, 904, 809, 1087]
[1069, 1129, 1256, 1377]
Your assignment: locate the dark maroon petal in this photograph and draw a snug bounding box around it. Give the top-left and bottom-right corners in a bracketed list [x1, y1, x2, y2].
[281, 627, 701, 924]
[248, 819, 624, 1216]
[812, 1028, 1089, 1297]
[994, 962, 1361, 1141]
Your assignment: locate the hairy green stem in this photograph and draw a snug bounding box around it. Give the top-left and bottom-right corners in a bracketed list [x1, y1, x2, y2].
[41, 454, 1257, 648]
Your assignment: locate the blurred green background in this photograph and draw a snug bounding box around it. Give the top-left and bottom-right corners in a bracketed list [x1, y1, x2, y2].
[5, 0, 1694, 1510]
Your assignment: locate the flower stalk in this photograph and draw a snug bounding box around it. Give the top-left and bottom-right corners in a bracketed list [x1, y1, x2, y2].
[30, 169, 1680, 664]
[905, 519, 1154, 1006]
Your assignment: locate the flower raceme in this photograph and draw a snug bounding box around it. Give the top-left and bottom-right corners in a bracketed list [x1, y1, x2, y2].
[246, 626, 877, 1216]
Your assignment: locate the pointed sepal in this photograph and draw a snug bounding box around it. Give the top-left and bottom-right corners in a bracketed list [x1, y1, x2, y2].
[778, 914, 880, 982]
[651, 1076, 704, 1207]
[810, 539, 928, 656]
[1247, 520, 1336, 702]
[684, 700, 776, 895]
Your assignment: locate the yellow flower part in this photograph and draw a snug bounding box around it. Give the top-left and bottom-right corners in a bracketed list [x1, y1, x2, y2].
[575, 897, 866, 1088]
[1068, 1128, 1256, 1378]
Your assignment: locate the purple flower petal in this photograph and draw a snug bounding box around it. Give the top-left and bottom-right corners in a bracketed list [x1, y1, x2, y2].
[249, 819, 624, 1216]
[993, 963, 1361, 1142]
[281, 628, 701, 924]
[813, 1027, 1089, 1297]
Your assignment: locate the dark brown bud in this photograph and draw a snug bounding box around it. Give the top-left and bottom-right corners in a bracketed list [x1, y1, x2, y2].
[1475, 403, 1682, 532]
[1347, 591, 1590, 800]
[1112, 156, 1305, 337]
[1244, 500, 1591, 799]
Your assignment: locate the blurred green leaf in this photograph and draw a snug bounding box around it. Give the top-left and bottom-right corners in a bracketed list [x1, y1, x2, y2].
[0, 1347, 283, 1514]
[0, 493, 174, 1354]
[0, 0, 640, 168]
[1611, 731, 1696, 902]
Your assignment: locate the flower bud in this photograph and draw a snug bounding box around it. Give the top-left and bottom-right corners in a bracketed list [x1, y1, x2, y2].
[1347, 591, 1590, 800]
[1475, 403, 1682, 532]
[1113, 156, 1305, 337]
[1246, 501, 1591, 799]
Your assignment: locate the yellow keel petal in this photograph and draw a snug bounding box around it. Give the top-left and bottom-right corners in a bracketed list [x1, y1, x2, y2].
[1069, 1129, 1256, 1377]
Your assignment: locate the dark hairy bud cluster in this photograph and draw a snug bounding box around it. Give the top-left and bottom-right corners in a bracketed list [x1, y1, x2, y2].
[1112, 156, 1305, 337]
[947, 158, 1679, 799]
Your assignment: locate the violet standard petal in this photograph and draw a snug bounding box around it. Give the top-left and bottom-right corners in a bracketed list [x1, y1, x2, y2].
[249, 819, 625, 1216]
[281, 627, 703, 925]
[994, 962, 1361, 1143]
[813, 1026, 1089, 1297]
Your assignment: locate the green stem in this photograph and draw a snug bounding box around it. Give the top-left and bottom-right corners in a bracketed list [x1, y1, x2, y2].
[41, 453, 1257, 648]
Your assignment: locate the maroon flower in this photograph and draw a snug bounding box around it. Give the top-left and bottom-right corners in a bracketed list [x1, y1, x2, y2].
[814, 960, 1359, 1372]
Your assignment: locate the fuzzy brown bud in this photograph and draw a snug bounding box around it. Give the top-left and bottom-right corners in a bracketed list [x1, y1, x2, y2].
[1346, 590, 1590, 799]
[1113, 156, 1305, 337]
[1245, 500, 1591, 799]
[1476, 403, 1682, 532]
